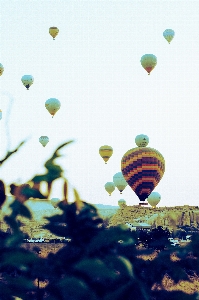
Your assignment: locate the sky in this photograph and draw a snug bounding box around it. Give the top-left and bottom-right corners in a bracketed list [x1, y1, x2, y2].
[1, 1, 199, 207]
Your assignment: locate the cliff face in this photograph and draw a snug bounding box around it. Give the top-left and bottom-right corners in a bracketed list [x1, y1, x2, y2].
[109, 204, 199, 230]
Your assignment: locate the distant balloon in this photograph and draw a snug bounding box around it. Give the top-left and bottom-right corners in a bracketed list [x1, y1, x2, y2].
[51, 198, 60, 208]
[163, 29, 175, 44]
[99, 145, 113, 164]
[39, 136, 49, 147]
[104, 182, 115, 196]
[147, 192, 161, 208]
[45, 98, 61, 118]
[113, 172, 128, 194]
[118, 199, 126, 207]
[21, 75, 34, 90]
[135, 134, 149, 147]
[0, 63, 4, 76]
[0, 110, 2, 120]
[121, 147, 165, 202]
[49, 27, 59, 40]
[140, 54, 157, 75]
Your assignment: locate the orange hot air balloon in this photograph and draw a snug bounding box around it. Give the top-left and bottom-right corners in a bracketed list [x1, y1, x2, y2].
[121, 147, 165, 202]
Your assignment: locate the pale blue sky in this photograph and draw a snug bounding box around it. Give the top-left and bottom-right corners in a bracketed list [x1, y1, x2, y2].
[1, 1, 199, 207]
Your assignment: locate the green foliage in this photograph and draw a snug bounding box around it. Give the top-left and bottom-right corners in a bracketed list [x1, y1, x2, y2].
[1, 142, 199, 299]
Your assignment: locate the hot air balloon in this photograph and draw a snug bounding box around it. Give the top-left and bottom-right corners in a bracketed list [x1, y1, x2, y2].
[49, 27, 59, 40]
[140, 54, 157, 75]
[118, 199, 126, 207]
[104, 182, 115, 196]
[0, 110, 2, 120]
[39, 136, 49, 147]
[163, 29, 175, 44]
[99, 145, 113, 164]
[113, 172, 128, 194]
[51, 197, 60, 208]
[147, 192, 161, 208]
[121, 147, 165, 204]
[45, 98, 61, 118]
[135, 134, 149, 147]
[0, 63, 4, 76]
[21, 75, 34, 90]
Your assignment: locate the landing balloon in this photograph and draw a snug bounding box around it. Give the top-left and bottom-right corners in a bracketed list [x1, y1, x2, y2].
[49, 27, 59, 40]
[118, 199, 126, 207]
[51, 198, 60, 208]
[21, 75, 34, 90]
[121, 147, 165, 203]
[140, 54, 157, 75]
[163, 29, 175, 44]
[147, 192, 161, 208]
[99, 145, 113, 164]
[45, 98, 61, 118]
[135, 134, 149, 147]
[0, 63, 4, 76]
[113, 172, 128, 194]
[104, 182, 115, 196]
[39, 136, 49, 147]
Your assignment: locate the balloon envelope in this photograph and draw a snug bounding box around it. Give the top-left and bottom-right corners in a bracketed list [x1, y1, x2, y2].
[49, 27, 59, 40]
[140, 54, 157, 75]
[118, 199, 126, 206]
[135, 134, 149, 147]
[147, 192, 161, 208]
[0, 63, 4, 76]
[104, 182, 115, 196]
[113, 172, 128, 194]
[45, 98, 61, 117]
[121, 147, 165, 202]
[163, 29, 175, 44]
[21, 75, 34, 90]
[99, 145, 113, 163]
[39, 136, 49, 147]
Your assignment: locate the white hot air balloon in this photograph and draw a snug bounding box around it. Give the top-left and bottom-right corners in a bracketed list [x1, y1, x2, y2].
[135, 134, 149, 147]
[118, 199, 126, 207]
[39, 136, 49, 147]
[0, 110, 2, 120]
[0, 63, 4, 76]
[21, 75, 34, 90]
[51, 198, 60, 208]
[113, 172, 128, 194]
[104, 182, 115, 196]
[45, 98, 61, 118]
[163, 29, 175, 44]
[147, 192, 161, 208]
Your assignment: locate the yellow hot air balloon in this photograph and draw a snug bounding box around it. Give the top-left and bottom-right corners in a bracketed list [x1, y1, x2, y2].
[104, 182, 115, 196]
[147, 191, 161, 208]
[118, 199, 126, 207]
[135, 134, 149, 147]
[45, 98, 61, 118]
[113, 172, 128, 194]
[49, 27, 59, 40]
[21, 75, 34, 90]
[39, 136, 49, 147]
[0, 63, 4, 76]
[121, 147, 165, 204]
[140, 54, 157, 75]
[99, 145, 113, 164]
[163, 29, 175, 44]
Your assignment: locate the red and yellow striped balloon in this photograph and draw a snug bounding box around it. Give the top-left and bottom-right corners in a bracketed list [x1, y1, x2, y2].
[121, 147, 165, 202]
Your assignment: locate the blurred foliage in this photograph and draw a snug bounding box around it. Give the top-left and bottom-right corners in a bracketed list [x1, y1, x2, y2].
[1, 142, 199, 299]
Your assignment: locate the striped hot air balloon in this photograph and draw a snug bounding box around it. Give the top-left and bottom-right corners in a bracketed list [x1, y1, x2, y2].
[121, 147, 165, 203]
[99, 145, 113, 164]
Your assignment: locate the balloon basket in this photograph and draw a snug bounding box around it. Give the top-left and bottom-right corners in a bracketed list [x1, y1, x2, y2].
[139, 202, 148, 206]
